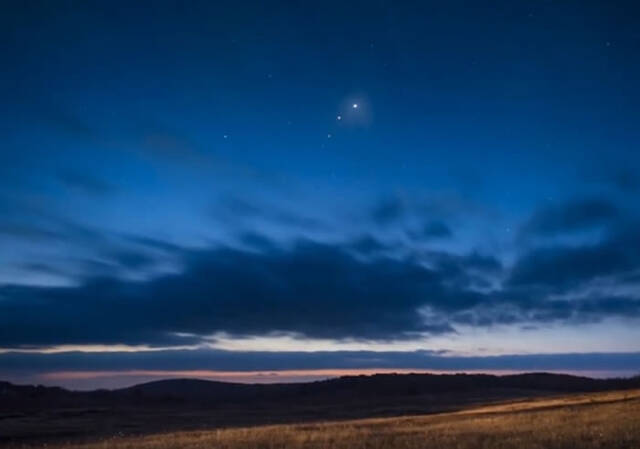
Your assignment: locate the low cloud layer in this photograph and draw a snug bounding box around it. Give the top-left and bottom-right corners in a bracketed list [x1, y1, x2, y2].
[2, 349, 639, 380]
[1, 196, 639, 350]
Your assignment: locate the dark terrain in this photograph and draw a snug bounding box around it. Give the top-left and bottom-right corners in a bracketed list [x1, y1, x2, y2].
[1, 373, 639, 446]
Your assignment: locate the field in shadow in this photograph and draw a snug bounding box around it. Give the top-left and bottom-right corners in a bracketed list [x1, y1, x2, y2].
[4, 389, 640, 449]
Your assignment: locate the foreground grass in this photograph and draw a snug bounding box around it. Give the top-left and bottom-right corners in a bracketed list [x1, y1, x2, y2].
[15, 389, 640, 449]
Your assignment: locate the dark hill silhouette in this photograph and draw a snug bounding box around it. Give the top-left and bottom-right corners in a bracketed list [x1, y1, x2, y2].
[3, 372, 640, 409]
[122, 372, 640, 402]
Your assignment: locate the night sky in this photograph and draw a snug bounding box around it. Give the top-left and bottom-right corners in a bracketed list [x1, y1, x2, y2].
[2, 1, 640, 389]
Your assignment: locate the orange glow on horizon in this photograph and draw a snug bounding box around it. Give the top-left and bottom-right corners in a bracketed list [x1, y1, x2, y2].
[42, 368, 522, 381]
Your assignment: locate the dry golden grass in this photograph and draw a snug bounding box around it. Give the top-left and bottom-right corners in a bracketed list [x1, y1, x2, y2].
[15, 389, 640, 449]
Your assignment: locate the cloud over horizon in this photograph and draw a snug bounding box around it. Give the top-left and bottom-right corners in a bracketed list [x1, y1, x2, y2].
[1, 198, 639, 352]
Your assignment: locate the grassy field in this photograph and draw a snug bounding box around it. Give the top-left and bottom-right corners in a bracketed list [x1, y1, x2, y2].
[12, 389, 640, 449]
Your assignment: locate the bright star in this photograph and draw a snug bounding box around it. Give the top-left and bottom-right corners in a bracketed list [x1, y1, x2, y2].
[352, 103, 358, 109]
[337, 115, 342, 120]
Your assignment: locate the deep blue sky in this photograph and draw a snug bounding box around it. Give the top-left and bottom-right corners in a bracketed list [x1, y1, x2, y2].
[1, 1, 640, 388]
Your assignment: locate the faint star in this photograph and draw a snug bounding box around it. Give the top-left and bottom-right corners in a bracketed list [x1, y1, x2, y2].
[337, 115, 342, 120]
[223, 134, 228, 139]
[327, 133, 332, 138]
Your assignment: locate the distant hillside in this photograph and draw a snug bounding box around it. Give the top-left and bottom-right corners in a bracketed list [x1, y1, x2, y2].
[2, 372, 640, 410]
[121, 372, 640, 402]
